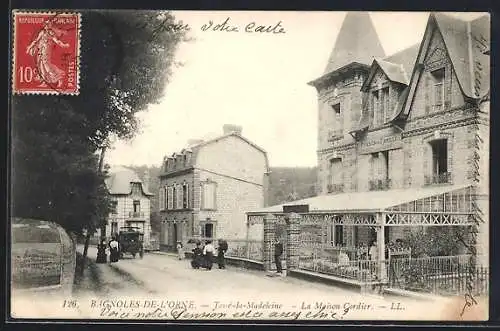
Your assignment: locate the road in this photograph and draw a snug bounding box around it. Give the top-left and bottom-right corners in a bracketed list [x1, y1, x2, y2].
[10, 246, 457, 320]
[67, 246, 454, 320]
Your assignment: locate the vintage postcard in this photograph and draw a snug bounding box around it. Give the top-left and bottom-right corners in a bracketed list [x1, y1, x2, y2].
[9, 10, 490, 322]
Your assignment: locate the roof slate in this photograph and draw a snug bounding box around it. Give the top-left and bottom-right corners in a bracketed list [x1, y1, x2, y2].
[323, 12, 386, 75]
[105, 167, 153, 196]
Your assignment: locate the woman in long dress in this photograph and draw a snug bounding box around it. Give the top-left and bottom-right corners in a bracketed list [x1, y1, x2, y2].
[25, 21, 69, 87]
[109, 237, 119, 263]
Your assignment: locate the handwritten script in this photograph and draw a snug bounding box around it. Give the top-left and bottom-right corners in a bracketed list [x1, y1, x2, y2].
[201, 17, 286, 34]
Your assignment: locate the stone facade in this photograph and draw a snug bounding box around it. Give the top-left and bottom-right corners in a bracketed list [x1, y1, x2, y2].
[158, 129, 269, 250]
[311, 13, 489, 264]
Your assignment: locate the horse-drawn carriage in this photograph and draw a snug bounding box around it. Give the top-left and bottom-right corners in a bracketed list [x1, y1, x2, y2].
[118, 226, 144, 259]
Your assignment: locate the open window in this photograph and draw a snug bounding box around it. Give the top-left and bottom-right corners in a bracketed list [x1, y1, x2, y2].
[431, 68, 445, 112]
[428, 139, 449, 184]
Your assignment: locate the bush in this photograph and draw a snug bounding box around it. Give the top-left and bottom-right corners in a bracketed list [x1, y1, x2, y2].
[404, 227, 468, 257]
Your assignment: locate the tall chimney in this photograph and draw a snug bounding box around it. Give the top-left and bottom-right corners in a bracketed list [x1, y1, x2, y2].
[223, 124, 243, 135]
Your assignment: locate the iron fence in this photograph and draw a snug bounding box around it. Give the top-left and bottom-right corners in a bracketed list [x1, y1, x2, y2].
[388, 255, 489, 295]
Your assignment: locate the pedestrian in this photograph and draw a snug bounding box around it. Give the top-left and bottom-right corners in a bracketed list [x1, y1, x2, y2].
[203, 240, 215, 270]
[109, 237, 119, 263]
[176, 241, 184, 260]
[191, 242, 203, 269]
[96, 239, 107, 264]
[369, 240, 378, 277]
[274, 238, 283, 274]
[217, 239, 228, 269]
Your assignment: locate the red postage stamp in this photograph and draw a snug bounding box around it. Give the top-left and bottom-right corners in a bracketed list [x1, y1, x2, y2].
[12, 11, 81, 95]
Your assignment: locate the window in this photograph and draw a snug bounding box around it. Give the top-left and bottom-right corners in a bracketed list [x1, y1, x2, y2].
[204, 223, 214, 238]
[172, 185, 177, 209]
[176, 184, 183, 209]
[382, 87, 390, 122]
[163, 186, 167, 210]
[132, 183, 142, 195]
[430, 139, 449, 184]
[372, 91, 380, 125]
[133, 200, 140, 213]
[110, 200, 118, 214]
[369, 151, 390, 190]
[328, 158, 343, 193]
[331, 103, 342, 136]
[382, 150, 389, 181]
[201, 181, 217, 210]
[159, 188, 164, 210]
[167, 186, 173, 210]
[111, 222, 118, 235]
[182, 183, 189, 209]
[332, 103, 341, 115]
[334, 225, 344, 246]
[432, 68, 445, 111]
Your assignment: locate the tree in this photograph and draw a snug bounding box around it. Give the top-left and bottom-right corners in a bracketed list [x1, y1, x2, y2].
[11, 10, 188, 263]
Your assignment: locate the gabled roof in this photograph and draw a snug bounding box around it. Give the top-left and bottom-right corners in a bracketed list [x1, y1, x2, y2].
[188, 131, 267, 156]
[390, 13, 490, 122]
[433, 13, 490, 99]
[161, 132, 269, 175]
[105, 167, 153, 196]
[323, 12, 386, 75]
[248, 184, 470, 214]
[384, 43, 421, 79]
[361, 44, 420, 91]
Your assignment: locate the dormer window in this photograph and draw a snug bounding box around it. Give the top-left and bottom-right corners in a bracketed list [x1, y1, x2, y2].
[431, 68, 445, 112]
[332, 103, 341, 115]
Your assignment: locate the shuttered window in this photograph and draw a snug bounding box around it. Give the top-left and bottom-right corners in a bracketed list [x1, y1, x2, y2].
[167, 186, 174, 210]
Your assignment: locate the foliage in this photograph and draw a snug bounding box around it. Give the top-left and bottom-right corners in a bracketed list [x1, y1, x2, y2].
[404, 227, 468, 257]
[268, 167, 317, 205]
[11, 97, 112, 235]
[11, 10, 187, 235]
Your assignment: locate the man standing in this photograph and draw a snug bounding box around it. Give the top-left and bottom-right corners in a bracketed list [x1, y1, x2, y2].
[217, 239, 228, 269]
[274, 238, 283, 274]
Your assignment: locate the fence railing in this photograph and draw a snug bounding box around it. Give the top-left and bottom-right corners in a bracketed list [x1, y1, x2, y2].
[388, 254, 489, 296]
[298, 255, 386, 283]
[185, 237, 264, 262]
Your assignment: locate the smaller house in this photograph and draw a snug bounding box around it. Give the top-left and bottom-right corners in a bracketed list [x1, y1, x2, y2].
[100, 166, 154, 248]
[158, 125, 270, 251]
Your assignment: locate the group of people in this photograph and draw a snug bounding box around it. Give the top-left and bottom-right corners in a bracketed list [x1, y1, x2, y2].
[96, 237, 120, 264]
[177, 239, 229, 271]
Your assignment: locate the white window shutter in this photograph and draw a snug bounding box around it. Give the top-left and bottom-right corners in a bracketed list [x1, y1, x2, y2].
[176, 184, 183, 209]
[167, 186, 173, 210]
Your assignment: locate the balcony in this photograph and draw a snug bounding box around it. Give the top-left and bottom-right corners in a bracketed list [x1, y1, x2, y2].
[327, 183, 344, 194]
[328, 129, 344, 142]
[369, 179, 392, 191]
[425, 172, 452, 186]
[128, 211, 145, 218]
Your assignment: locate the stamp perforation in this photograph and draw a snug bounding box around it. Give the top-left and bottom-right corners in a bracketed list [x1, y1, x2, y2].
[12, 10, 81, 95]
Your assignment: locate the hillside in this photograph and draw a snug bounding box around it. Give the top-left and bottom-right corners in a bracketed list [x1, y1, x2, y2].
[267, 167, 318, 206]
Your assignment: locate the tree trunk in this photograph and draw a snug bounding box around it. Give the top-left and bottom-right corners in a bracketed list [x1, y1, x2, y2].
[80, 146, 107, 274]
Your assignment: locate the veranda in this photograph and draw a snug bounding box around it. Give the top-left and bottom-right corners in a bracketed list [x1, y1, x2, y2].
[246, 184, 488, 295]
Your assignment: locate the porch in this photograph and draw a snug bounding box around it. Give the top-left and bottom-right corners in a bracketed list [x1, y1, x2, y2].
[246, 184, 488, 296]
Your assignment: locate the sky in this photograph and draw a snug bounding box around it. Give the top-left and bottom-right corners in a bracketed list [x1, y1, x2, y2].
[106, 11, 485, 169]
